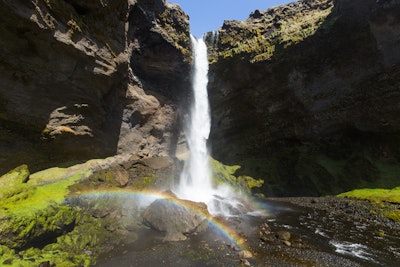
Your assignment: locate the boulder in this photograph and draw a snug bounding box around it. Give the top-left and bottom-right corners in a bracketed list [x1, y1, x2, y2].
[142, 193, 209, 241]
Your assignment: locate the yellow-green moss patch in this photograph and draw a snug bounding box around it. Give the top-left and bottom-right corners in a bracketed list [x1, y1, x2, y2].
[338, 187, 400, 204]
[210, 158, 263, 193]
[339, 187, 400, 222]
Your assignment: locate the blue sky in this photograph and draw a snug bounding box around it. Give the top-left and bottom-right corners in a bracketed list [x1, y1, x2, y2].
[169, 0, 293, 37]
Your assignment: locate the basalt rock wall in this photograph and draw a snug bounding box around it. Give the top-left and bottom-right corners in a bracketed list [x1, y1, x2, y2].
[0, 0, 191, 174]
[207, 0, 400, 196]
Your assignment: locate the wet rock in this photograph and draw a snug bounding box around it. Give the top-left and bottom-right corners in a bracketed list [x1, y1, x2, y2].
[142, 193, 210, 241]
[113, 168, 129, 187]
[240, 258, 251, 266]
[2, 259, 12, 265]
[239, 250, 253, 259]
[38, 261, 51, 267]
[92, 208, 111, 219]
[283, 240, 292, 247]
[276, 231, 291, 241]
[259, 222, 275, 243]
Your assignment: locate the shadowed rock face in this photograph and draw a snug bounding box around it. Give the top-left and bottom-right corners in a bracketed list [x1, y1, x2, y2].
[0, 0, 191, 174]
[207, 0, 400, 196]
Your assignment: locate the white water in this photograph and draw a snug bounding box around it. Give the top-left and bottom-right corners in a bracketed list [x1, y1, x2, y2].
[175, 36, 233, 215]
[176, 35, 213, 203]
[329, 240, 378, 263]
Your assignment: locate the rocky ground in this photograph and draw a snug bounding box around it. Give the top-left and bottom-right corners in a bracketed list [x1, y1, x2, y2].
[249, 196, 400, 266]
[95, 195, 400, 267]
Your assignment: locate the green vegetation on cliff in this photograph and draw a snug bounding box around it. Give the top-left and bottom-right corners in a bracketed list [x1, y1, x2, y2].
[207, 0, 334, 63]
[210, 158, 263, 194]
[231, 132, 400, 197]
[158, 6, 192, 59]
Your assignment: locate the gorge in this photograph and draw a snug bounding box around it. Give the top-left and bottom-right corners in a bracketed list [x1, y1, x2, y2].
[0, 0, 400, 266]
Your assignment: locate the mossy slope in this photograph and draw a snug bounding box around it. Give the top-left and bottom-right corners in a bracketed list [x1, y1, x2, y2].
[0, 155, 178, 266]
[339, 187, 400, 222]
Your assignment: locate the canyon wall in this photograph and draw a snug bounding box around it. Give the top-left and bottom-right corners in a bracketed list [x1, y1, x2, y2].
[0, 0, 191, 174]
[207, 0, 400, 196]
[2, 0, 400, 197]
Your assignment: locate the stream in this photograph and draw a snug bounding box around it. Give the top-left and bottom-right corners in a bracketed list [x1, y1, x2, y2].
[95, 197, 400, 266]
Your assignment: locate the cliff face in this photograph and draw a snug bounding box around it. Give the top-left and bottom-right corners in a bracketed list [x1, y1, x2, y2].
[207, 0, 400, 196]
[0, 0, 191, 174]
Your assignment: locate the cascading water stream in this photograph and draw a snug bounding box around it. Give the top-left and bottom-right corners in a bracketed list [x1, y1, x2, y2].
[175, 35, 233, 215]
[176, 35, 213, 203]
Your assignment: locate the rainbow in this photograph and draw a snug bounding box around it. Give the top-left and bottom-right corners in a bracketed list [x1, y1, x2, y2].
[67, 188, 270, 251]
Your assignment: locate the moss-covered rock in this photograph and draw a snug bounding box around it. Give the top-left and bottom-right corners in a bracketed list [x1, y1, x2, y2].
[0, 156, 146, 266]
[206, 0, 334, 63]
[210, 158, 263, 194]
[0, 164, 30, 187]
[0, 205, 78, 249]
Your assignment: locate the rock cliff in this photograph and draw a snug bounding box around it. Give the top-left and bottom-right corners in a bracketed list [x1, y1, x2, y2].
[0, 0, 191, 174]
[207, 0, 400, 196]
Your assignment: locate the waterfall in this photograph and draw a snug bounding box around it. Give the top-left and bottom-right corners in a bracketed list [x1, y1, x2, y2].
[210, 30, 220, 47]
[176, 35, 214, 204]
[175, 35, 249, 216]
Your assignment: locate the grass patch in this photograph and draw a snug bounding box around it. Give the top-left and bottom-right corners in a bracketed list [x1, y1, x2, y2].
[0, 162, 97, 217]
[338, 187, 400, 204]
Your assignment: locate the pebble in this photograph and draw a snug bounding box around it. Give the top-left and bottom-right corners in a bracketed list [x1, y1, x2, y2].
[239, 250, 253, 259]
[240, 259, 251, 266]
[276, 231, 291, 241]
[283, 240, 291, 247]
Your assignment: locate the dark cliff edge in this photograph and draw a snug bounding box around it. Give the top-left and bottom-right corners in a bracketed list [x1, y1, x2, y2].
[0, 0, 191, 174]
[207, 0, 400, 196]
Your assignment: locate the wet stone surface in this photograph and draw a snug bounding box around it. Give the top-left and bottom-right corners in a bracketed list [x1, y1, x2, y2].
[95, 196, 400, 267]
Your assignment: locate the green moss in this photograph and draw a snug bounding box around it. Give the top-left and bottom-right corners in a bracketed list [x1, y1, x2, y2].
[0, 164, 30, 187]
[338, 187, 400, 204]
[210, 157, 240, 184]
[158, 8, 191, 59]
[385, 210, 400, 222]
[132, 173, 158, 190]
[210, 158, 263, 193]
[0, 168, 91, 217]
[28, 167, 70, 185]
[0, 205, 79, 248]
[339, 187, 400, 222]
[237, 175, 264, 193]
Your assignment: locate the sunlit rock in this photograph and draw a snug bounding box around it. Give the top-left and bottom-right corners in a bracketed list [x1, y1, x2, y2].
[142, 192, 209, 241]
